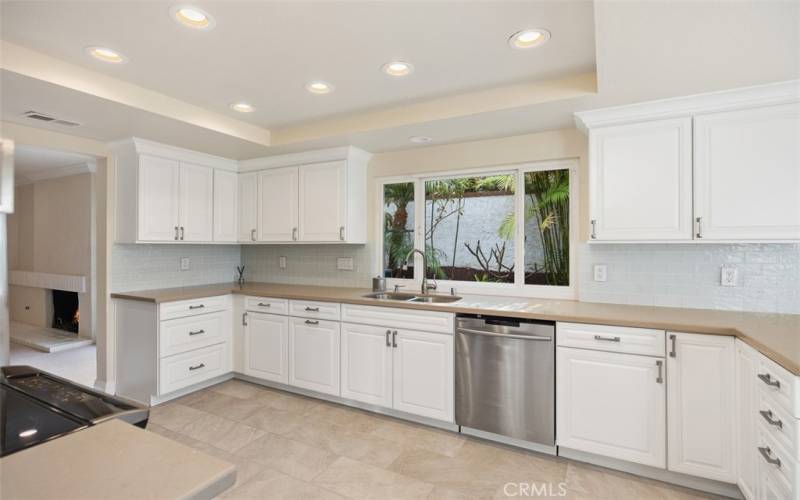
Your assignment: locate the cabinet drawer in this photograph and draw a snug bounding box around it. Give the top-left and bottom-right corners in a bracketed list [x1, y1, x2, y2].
[756, 355, 797, 418]
[160, 295, 227, 320]
[756, 424, 796, 497]
[244, 296, 288, 314]
[289, 300, 340, 321]
[557, 322, 665, 356]
[341, 304, 454, 334]
[160, 312, 226, 357]
[159, 343, 228, 395]
[758, 389, 799, 460]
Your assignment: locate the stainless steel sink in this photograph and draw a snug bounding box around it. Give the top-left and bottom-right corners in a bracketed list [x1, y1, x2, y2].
[362, 292, 462, 303]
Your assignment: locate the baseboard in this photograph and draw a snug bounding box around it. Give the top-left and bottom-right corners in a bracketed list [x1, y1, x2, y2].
[459, 426, 557, 456]
[558, 447, 744, 499]
[149, 373, 235, 406]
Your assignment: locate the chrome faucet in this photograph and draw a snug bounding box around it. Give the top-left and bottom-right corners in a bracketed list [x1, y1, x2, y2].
[405, 248, 437, 294]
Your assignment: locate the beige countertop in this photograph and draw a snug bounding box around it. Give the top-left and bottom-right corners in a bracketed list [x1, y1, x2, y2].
[0, 419, 236, 500]
[112, 282, 800, 376]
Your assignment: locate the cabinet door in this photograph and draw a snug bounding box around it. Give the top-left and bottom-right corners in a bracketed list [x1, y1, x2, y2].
[392, 329, 454, 422]
[556, 347, 666, 468]
[288, 317, 340, 396]
[298, 161, 346, 242]
[694, 103, 800, 240]
[589, 118, 692, 241]
[213, 169, 238, 242]
[258, 167, 298, 242]
[137, 155, 180, 241]
[178, 162, 213, 242]
[736, 341, 759, 500]
[238, 172, 258, 242]
[244, 312, 288, 384]
[340, 323, 393, 407]
[667, 332, 736, 482]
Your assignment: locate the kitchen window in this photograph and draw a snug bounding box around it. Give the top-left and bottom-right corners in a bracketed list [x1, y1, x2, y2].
[377, 159, 577, 298]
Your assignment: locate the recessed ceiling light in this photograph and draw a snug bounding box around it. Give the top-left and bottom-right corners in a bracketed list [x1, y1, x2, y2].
[230, 102, 255, 113]
[409, 136, 432, 144]
[85, 46, 127, 64]
[305, 81, 334, 94]
[170, 4, 215, 30]
[382, 61, 414, 77]
[508, 29, 551, 49]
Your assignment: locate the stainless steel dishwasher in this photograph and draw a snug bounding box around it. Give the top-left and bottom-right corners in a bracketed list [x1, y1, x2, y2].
[455, 314, 555, 449]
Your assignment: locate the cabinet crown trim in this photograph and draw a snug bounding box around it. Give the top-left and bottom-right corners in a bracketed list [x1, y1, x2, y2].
[108, 137, 239, 171]
[575, 79, 800, 132]
[239, 146, 372, 172]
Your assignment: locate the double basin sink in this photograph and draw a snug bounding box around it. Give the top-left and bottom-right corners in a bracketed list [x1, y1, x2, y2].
[362, 292, 462, 304]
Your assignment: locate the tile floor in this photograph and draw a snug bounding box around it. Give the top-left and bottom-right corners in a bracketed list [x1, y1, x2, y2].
[147, 379, 723, 500]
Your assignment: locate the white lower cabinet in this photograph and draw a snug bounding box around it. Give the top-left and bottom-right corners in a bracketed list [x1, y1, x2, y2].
[392, 329, 454, 422]
[556, 346, 666, 468]
[243, 311, 289, 384]
[340, 323, 393, 407]
[736, 340, 760, 500]
[667, 332, 736, 483]
[289, 317, 340, 396]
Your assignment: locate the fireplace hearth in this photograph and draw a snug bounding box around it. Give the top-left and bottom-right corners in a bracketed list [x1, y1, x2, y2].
[51, 290, 79, 333]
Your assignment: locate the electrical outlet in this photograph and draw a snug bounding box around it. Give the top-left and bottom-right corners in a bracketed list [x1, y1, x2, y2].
[721, 266, 738, 287]
[180, 257, 190, 271]
[279, 256, 287, 269]
[593, 264, 607, 282]
[337, 257, 354, 271]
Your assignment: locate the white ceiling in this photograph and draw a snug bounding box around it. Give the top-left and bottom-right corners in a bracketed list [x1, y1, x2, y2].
[0, 1, 596, 128]
[13, 144, 94, 183]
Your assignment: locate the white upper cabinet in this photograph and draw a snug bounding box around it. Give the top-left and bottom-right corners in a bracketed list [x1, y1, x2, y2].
[577, 80, 800, 242]
[258, 167, 299, 242]
[178, 162, 213, 242]
[137, 154, 180, 242]
[238, 172, 258, 242]
[213, 169, 238, 242]
[299, 160, 347, 241]
[694, 102, 800, 240]
[588, 118, 693, 241]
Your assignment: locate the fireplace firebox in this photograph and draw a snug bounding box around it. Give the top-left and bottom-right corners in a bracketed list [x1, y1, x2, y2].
[51, 290, 79, 333]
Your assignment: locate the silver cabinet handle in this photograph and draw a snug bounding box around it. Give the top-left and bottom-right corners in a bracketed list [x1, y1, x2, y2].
[174, 226, 179, 240]
[180, 226, 185, 240]
[257, 302, 270, 307]
[339, 226, 345, 241]
[189, 363, 205, 371]
[760, 410, 783, 428]
[590, 219, 597, 239]
[669, 334, 677, 358]
[242, 312, 248, 326]
[695, 216, 703, 238]
[251, 229, 256, 241]
[305, 307, 320, 312]
[594, 335, 620, 342]
[656, 360, 663, 384]
[189, 329, 205, 336]
[292, 227, 298, 241]
[758, 373, 781, 388]
[758, 446, 781, 467]
[385, 329, 391, 347]
[392, 330, 398, 348]
[189, 304, 205, 310]
[305, 319, 319, 325]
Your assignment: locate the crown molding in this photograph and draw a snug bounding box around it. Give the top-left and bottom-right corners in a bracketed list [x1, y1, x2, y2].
[238, 145, 373, 172]
[108, 137, 239, 171]
[15, 160, 96, 186]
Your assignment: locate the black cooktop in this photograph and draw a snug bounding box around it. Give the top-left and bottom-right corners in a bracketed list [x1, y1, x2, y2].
[0, 366, 149, 458]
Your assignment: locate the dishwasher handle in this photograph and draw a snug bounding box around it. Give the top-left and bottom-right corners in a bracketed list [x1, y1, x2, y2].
[457, 327, 552, 341]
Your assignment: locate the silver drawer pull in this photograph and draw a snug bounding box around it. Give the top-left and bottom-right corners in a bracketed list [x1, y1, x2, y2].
[305, 320, 319, 325]
[189, 363, 205, 371]
[305, 307, 320, 312]
[656, 360, 663, 384]
[758, 446, 781, 467]
[258, 302, 270, 307]
[760, 410, 783, 428]
[188, 329, 205, 336]
[594, 335, 620, 342]
[189, 304, 205, 310]
[758, 373, 781, 388]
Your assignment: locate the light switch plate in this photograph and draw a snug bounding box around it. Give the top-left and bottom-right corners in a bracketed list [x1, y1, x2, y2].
[180, 257, 190, 271]
[593, 264, 607, 282]
[721, 266, 738, 287]
[337, 257, 354, 271]
[279, 256, 287, 269]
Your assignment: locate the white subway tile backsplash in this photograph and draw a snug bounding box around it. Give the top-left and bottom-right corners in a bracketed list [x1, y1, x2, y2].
[241, 244, 372, 288]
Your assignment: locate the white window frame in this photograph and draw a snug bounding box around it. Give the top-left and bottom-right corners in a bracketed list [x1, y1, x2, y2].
[375, 158, 579, 299]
